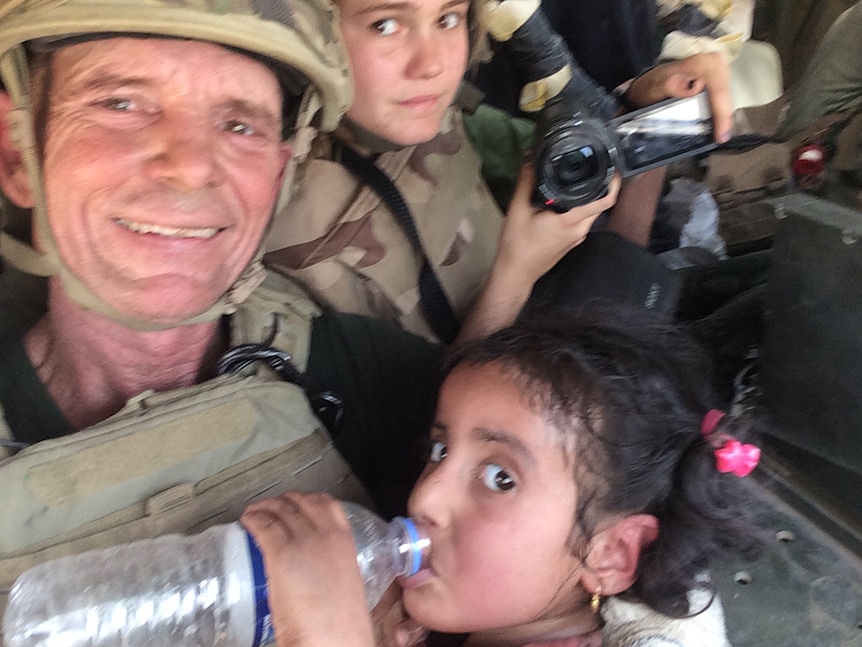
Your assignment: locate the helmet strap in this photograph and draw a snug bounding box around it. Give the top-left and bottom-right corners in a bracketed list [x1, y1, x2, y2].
[0, 46, 59, 277]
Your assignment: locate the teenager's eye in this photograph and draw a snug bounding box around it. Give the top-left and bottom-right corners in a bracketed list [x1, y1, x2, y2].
[481, 464, 515, 492]
[429, 441, 448, 463]
[439, 11, 463, 29]
[372, 18, 398, 35]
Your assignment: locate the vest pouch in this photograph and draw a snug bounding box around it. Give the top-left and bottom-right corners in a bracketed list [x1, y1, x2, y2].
[0, 375, 370, 619]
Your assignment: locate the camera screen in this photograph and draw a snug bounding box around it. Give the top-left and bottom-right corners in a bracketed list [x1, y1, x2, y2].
[609, 93, 717, 177]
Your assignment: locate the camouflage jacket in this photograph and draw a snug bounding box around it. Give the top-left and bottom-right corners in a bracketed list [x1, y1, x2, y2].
[264, 108, 505, 342]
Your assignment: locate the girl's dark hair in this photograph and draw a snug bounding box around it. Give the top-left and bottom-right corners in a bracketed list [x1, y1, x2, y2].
[443, 302, 762, 617]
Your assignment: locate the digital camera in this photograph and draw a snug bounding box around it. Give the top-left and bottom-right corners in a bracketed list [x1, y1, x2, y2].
[533, 91, 717, 211]
[489, 1, 717, 212]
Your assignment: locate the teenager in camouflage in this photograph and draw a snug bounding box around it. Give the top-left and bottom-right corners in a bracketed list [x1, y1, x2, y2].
[263, 0, 735, 344]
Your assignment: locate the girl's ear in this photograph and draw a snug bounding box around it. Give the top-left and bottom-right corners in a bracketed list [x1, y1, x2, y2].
[581, 514, 659, 597]
[0, 92, 35, 208]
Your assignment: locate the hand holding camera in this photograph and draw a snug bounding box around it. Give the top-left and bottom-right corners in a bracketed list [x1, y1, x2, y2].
[482, 0, 721, 211]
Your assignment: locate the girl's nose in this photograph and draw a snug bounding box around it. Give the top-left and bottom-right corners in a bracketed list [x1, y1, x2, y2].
[407, 463, 451, 527]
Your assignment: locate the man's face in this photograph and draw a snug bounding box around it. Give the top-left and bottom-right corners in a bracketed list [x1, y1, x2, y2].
[42, 37, 291, 325]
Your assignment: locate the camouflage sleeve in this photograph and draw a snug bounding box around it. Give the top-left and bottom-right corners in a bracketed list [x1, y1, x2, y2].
[657, 0, 753, 63]
[463, 104, 536, 211]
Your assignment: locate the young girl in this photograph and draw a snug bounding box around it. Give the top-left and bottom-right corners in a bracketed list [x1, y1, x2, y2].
[262, 0, 734, 344]
[242, 305, 762, 647]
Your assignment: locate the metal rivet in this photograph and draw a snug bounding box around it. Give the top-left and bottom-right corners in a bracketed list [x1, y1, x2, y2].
[734, 571, 752, 585]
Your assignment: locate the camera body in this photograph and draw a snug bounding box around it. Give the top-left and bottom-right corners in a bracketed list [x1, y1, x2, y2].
[483, 0, 717, 212]
[534, 90, 718, 212]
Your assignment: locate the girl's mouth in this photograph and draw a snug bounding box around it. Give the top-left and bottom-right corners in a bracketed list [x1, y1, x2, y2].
[398, 566, 436, 589]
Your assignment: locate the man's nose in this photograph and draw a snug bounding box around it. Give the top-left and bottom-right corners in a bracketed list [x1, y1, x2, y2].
[405, 31, 444, 80]
[145, 114, 221, 189]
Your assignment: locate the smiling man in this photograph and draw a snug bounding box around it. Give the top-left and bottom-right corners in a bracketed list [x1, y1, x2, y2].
[39, 37, 290, 328]
[0, 0, 443, 612]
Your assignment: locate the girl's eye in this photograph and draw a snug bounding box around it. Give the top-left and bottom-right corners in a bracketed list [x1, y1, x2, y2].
[439, 11, 462, 29]
[372, 18, 398, 35]
[481, 464, 515, 492]
[429, 441, 448, 463]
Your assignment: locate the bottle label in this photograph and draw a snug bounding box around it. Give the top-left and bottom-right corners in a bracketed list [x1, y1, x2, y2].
[246, 533, 276, 646]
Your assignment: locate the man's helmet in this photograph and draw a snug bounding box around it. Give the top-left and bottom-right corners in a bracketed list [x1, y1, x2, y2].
[0, 0, 352, 329]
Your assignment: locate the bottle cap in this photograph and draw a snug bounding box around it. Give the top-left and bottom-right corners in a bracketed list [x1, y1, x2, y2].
[396, 517, 430, 576]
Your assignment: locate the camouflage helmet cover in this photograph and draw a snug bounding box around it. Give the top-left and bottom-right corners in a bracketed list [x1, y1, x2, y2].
[0, 0, 352, 329]
[0, 0, 351, 129]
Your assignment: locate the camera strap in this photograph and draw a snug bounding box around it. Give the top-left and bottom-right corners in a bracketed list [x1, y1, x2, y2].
[337, 144, 460, 344]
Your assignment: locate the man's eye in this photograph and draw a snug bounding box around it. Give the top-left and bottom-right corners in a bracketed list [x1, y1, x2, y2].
[98, 98, 134, 111]
[481, 464, 515, 492]
[429, 441, 448, 463]
[372, 18, 398, 35]
[223, 120, 255, 136]
[439, 11, 463, 29]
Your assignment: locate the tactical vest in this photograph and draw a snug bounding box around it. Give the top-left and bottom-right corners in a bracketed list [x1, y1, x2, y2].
[264, 108, 505, 342]
[0, 273, 370, 620]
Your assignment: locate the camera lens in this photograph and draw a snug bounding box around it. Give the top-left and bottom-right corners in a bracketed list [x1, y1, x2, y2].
[551, 146, 599, 184]
[533, 117, 617, 211]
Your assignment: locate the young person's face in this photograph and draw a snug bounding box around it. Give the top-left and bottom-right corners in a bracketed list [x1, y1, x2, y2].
[40, 37, 290, 325]
[403, 363, 588, 639]
[336, 0, 470, 146]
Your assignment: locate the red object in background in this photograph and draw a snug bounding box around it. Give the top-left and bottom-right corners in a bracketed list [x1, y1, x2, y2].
[792, 144, 827, 187]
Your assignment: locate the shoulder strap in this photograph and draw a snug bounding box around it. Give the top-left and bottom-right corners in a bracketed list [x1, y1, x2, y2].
[216, 343, 343, 434]
[338, 145, 460, 344]
[222, 273, 343, 433]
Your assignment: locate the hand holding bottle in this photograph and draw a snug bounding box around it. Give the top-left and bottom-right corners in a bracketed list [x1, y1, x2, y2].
[241, 493, 376, 647]
[5, 496, 427, 647]
[369, 584, 428, 647]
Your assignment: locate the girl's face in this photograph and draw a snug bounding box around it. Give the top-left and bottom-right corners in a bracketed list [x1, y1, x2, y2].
[336, 0, 470, 146]
[403, 363, 589, 639]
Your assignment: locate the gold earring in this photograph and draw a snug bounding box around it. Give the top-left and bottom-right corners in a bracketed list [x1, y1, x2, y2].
[590, 586, 602, 614]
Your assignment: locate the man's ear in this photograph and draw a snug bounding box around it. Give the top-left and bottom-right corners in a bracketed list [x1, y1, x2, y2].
[278, 140, 293, 176]
[0, 92, 35, 208]
[581, 514, 659, 596]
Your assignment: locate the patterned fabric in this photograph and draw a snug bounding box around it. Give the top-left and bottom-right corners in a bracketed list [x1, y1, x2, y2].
[602, 587, 730, 647]
[265, 108, 505, 342]
[657, 0, 754, 63]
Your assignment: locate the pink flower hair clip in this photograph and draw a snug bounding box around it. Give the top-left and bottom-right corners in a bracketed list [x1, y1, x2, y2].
[701, 409, 760, 477]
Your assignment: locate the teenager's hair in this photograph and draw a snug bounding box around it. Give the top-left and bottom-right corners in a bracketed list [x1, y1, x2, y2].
[443, 302, 762, 617]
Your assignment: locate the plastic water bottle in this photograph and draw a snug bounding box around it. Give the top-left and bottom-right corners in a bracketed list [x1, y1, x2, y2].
[3, 502, 429, 647]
